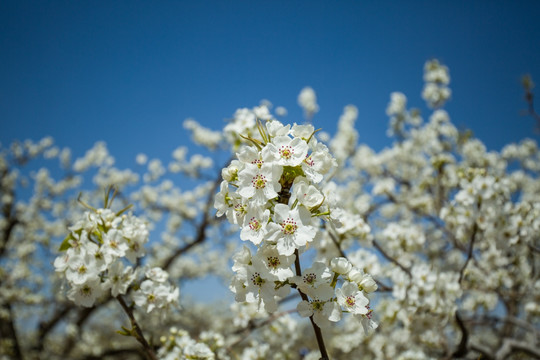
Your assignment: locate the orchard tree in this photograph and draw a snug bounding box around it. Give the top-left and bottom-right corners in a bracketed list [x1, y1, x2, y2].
[0, 60, 539, 360]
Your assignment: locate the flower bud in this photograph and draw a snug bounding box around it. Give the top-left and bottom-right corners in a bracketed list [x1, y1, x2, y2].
[330, 257, 352, 275]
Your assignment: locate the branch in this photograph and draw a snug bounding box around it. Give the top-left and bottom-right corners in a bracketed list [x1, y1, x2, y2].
[458, 222, 478, 284]
[161, 174, 222, 271]
[450, 312, 469, 358]
[522, 74, 540, 132]
[294, 249, 330, 360]
[495, 337, 540, 360]
[35, 303, 74, 353]
[116, 296, 158, 360]
[372, 239, 412, 277]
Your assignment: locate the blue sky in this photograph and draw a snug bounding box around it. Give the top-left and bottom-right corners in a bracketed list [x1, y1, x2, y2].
[2, 1, 540, 168]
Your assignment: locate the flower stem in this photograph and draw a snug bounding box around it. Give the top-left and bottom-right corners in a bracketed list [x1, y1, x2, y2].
[116, 295, 157, 360]
[294, 249, 330, 360]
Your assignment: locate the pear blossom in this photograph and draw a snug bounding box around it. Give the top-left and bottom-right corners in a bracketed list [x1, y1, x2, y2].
[237, 163, 283, 205]
[297, 284, 341, 328]
[266, 136, 309, 167]
[267, 203, 317, 256]
[336, 281, 369, 315]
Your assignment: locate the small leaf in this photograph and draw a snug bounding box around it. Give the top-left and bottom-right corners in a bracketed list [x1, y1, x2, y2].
[239, 134, 263, 151]
[116, 326, 133, 337]
[58, 234, 73, 252]
[116, 204, 133, 217]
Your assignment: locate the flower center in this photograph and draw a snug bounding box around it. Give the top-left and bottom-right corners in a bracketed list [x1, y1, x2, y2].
[251, 159, 263, 168]
[78, 265, 87, 275]
[252, 174, 267, 189]
[250, 272, 265, 286]
[248, 217, 261, 231]
[267, 256, 280, 268]
[304, 154, 315, 167]
[303, 273, 316, 285]
[279, 145, 294, 160]
[234, 203, 247, 215]
[346, 296, 355, 307]
[311, 299, 324, 312]
[80, 285, 92, 297]
[366, 305, 373, 319]
[280, 218, 298, 235]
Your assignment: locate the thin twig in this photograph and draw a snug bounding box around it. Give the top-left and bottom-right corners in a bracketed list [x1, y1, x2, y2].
[458, 223, 478, 284]
[116, 296, 158, 360]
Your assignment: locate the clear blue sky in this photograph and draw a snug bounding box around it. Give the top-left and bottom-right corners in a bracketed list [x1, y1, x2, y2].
[2, 1, 540, 166]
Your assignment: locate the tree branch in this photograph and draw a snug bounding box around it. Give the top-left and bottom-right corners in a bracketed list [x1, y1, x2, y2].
[116, 296, 158, 360]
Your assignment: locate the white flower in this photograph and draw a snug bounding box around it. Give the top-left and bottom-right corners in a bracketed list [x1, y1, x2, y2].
[292, 177, 324, 208]
[238, 163, 282, 205]
[297, 284, 341, 328]
[267, 204, 317, 256]
[65, 252, 99, 285]
[244, 260, 289, 313]
[291, 124, 315, 140]
[336, 281, 369, 315]
[266, 136, 309, 167]
[67, 277, 105, 308]
[254, 244, 295, 281]
[291, 262, 332, 294]
[302, 142, 336, 183]
[240, 207, 270, 245]
[103, 261, 135, 297]
[266, 119, 291, 137]
[348, 269, 378, 293]
[145, 267, 169, 283]
[253, 105, 272, 121]
[386, 92, 407, 116]
[102, 229, 129, 259]
[298, 86, 319, 119]
[330, 257, 353, 275]
[133, 279, 178, 313]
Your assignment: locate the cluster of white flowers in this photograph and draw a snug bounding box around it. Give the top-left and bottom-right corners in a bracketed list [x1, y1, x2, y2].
[421, 59, 451, 108]
[297, 86, 319, 120]
[157, 327, 217, 360]
[183, 118, 224, 150]
[215, 116, 378, 332]
[54, 206, 178, 312]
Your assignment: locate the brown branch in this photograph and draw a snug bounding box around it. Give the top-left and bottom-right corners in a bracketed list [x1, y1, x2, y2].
[372, 239, 412, 277]
[161, 174, 222, 271]
[34, 303, 74, 353]
[228, 308, 297, 349]
[495, 337, 540, 360]
[0, 303, 23, 360]
[450, 312, 469, 358]
[458, 222, 478, 284]
[116, 296, 158, 360]
[522, 74, 540, 132]
[294, 249, 330, 360]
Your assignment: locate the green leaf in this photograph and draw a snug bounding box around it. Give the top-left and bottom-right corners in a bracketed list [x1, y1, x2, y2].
[58, 234, 73, 252]
[116, 326, 133, 337]
[115, 204, 133, 217]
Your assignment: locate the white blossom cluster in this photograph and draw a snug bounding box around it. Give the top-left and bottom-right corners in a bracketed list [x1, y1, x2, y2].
[421, 59, 451, 108]
[54, 207, 179, 312]
[157, 327, 218, 360]
[297, 86, 319, 120]
[214, 117, 378, 331]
